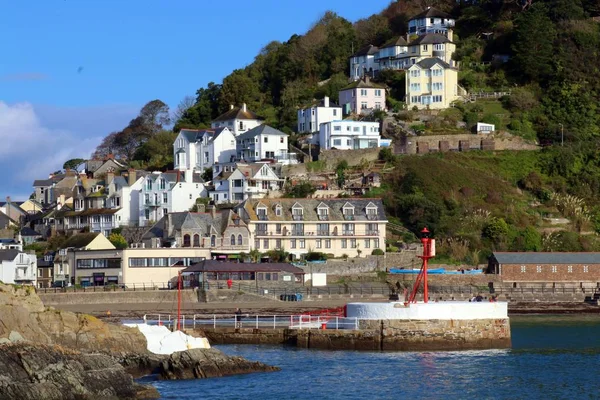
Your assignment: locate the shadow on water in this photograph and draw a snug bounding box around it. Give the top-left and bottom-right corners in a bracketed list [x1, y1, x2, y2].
[149, 315, 600, 399]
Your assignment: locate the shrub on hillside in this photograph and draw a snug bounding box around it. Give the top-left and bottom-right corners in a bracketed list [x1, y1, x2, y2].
[371, 249, 384, 255]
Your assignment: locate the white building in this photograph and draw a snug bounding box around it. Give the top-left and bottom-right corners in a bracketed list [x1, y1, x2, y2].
[376, 36, 410, 71]
[210, 162, 283, 204]
[319, 121, 382, 150]
[237, 125, 294, 164]
[297, 96, 342, 134]
[338, 77, 386, 116]
[139, 171, 207, 227]
[174, 128, 237, 172]
[476, 122, 495, 133]
[211, 104, 264, 137]
[105, 169, 144, 227]
[349, 44, 380, 81]
[408, 7, 455, 35]
[0, 249, 36, 285]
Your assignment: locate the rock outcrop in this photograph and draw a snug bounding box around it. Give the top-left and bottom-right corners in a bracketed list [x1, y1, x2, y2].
[159, 348, 280, 380]
[0, 343, 159, 400]
[0, 284, 146, 355]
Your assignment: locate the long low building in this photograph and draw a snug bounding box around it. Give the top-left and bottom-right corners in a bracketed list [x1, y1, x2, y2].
[488, 252, 600, 282]
[182, 260, 305, 284]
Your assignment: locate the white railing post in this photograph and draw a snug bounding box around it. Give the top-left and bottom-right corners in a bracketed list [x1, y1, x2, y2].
[182, 315, 186, 330]
[255, 315, 259, 329]
[193, 315, 196, 329]
[213, 315, 216, 329]
[273, 315, 276, 329]
[158, 314, 161, 326]
[336, 317, 339, 330]
[143, 315, 147, 324]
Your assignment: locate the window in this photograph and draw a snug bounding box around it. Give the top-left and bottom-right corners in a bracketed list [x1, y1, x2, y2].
[410, 70, 420, 78]
[325, 239, 331, 249]
[276, 223, 282, 234]
[292, 223, 304, 236]
[333, 139, 342, 146]
[163, 208, 168, 216]
[360, 89, 367, 96]
[183, 234, 191, 247]
[375, 102, 381, 110]
[255, 239, 260, 249]
[276, 239, 282, 249]
[333, 109, 337, 116]
[568, 265, 573, 273]
[238, 234, 243, 245]
[361, 102, 368, 110]
[423, 45, 428, 51]
[350, 239, 356, 248]
[299, 239, 305, 249]
[317, 223, 329, 236]
[433, 95, 443, 103]
[334, 125, 342, 131]
[316, 239, 322, 249]
[264, 239, 269, 249]
[411, 96, 420, 103]
[375, 89, 382, 97]
[292, 206, 303, 220]
[193, 234, 200, 247]
[520, 265, 526, 273]
[163, 193, 168, 203]
[211, 235, 216, 247]
[551, 265, 557, 273]
[159, 178, 166, 190]
[275, 205, 282, 216]
[410, 83, 421, 91]
[290, 239, 296, 249]
[584, 265, 589, 273]
[264, 137, 268, 143]
[433, 83, 443, 91]
[365, 239, 370, 248]
[374, 239, 379, 248]
[433, 69, 443, 77]
[536, 265, 541, 273]
[230, 234, 235, 245]
[146, 180, 152, 190]
[341, 239, 347, 249]
[145, 194, 150, 204]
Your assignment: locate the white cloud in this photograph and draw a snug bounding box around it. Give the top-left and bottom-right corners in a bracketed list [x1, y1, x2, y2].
[0, 101, 102, 188]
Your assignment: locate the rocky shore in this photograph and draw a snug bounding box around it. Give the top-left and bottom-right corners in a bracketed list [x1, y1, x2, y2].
[0, 283, 279, 399]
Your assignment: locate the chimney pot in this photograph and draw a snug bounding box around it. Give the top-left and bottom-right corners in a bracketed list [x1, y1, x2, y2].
[324, 96, 330, 107]
[230, 104, 234, 110]
[242, 103, 247, 112]
[127, 169, 137, 186]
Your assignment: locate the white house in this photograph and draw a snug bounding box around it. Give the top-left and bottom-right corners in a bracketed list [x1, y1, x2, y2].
[297, 96, 342, 134]
[476, 122, 495, 133]
[105, 169, 144, 227]
[408, 7, 455, 35]
[211, 104, 264, 136]
[174, 128, 237, 172]
[139, 171, 207, 227]
[349, 44, 379, 81]
[319, 121, 382, 150]
[236, 125, 294, 164]
[0, 249, 37, 285]
[376, 36, 410, 71]
[210, 162, 283, 204]
[338, 77, 386, 115]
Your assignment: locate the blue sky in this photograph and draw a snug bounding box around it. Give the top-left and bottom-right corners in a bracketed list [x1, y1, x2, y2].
[0, 0, 391, 198]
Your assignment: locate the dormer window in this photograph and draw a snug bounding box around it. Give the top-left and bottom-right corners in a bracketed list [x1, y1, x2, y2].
[366, 202, 378, 220]
[317, 203, 329, 221]
[292, 203, 304, 221]
[342, 202, 355, 220]
[257, 204, 268, 221]
[274, 204, 282, 216]
[159, 178, 166, 190]
[146, 180, 153, 190]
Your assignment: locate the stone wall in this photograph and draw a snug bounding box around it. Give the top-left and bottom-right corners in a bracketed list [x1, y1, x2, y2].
[318, 148, 380, 169]
[297, 251, 422, 276]
[397, 132, 538, 155]
[38, 289, 198, 305]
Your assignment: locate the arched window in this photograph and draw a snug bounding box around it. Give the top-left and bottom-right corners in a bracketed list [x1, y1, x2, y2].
[230, 234, 235, 245]
[211, 235, 216, 247]
[193, 234, 200, 247]
[237, 234, 243, 245]
[183, 234, 191, 247]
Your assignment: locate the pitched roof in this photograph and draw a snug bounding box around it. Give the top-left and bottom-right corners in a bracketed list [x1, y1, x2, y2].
[410, 7, 452, 20]
[0, 201, 24, 207]
[183, 260, 305, 274]
[20, 227, 41, 237]
[213, 106, 263, 122]
[409, 33, 451, 45]
[236, 125, 288, 141]
[179, 129, 214, 142]
[61, 232, 102, 249]
[144, 209, 246, 241]
[381, 36, 408, 48]
[0, 249, 19, 262]
[242, 198, 386, 222]
[351, 44, 379, 57]
[33, 179, 54, 187]
[492, 252, 600, 265]
[414, 57, 452, 70]
[340, 79, 386, 91]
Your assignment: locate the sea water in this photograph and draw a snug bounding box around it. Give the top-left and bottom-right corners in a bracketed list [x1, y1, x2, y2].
[145, 315, 600, 399]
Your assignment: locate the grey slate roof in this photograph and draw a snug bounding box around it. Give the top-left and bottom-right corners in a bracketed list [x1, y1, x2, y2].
[242, 198, 386, 222]
[213, 107, 262, 122]
[33, 179, 54, 187]
[144, 210, 245, 241]
[410, 7, 452, 20]
[380, 36, 408, 48]
[351, 44, 379, 57]
[184, 260, 304, 274]
[415, 57, 452, 70]
[237, 125, 288, 141]
[492, 252, 600, 265]
[0, 249, 19, 262]
[20, 227, 41, 237]
[409, 33, 451, 45]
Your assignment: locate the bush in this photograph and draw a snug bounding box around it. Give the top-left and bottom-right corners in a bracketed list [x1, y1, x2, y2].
[371, 248, 384, 255]
[378, 147, 395, 163]
[285, 181, 316, 198]
[305, 251, 328, 261]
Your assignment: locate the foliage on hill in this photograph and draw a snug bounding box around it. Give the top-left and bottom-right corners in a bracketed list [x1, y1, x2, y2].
[381, 147, 600, 264]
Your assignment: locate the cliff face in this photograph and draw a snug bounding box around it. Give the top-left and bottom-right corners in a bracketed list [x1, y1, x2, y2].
[0, 343, 158, 400]
[0, 284, 146, 355]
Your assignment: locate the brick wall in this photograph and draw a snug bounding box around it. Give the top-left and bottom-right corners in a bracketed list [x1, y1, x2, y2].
[499, 263, 600, 282]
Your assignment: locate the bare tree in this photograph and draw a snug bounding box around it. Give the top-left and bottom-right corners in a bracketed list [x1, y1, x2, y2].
[121, 226, 149, 245]
[173, 95, 196, 122]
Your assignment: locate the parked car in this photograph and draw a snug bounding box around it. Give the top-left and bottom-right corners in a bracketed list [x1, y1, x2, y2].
[52, 281, 67, 288]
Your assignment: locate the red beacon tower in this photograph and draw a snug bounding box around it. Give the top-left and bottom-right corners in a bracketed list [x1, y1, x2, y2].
[407, 227, 435, 303]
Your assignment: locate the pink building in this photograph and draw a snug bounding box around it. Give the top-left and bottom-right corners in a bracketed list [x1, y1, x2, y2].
[338, 77, 386, 115]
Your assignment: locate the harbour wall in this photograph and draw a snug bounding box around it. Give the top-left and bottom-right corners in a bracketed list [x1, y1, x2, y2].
[39, 289, 198, 305]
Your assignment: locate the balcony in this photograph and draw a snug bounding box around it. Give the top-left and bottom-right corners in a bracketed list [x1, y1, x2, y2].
[145, 199, 159, 207]
[318, 214, 329, 221]
[366, 230, 379, 236]
[15, 269, 35, 281]
[342, 230, 355, 236]
[293, 215, 304, 221]
[257, 214, 268, 221]
[367, 214, 378, 220]
[317, 230, 330, 236]
[291, 230, 305, 237]
[254, 230, 268, 236]
[343, 214, 355, 221]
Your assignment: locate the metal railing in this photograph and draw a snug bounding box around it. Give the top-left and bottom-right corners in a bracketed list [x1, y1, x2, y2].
[141, 313, 359, 330]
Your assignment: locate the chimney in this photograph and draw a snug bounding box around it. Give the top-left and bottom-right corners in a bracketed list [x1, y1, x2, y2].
[128, 168, 136, 186]
[230, 104, 234, 110]
[57, 194, 66, 210]
[447, 29, 453, 42]
[106, 171, 115, 185]
[364, 75, 371, 84]
[242, 103, 247, 112]
[196, 203, 206, 213]
[5, 196, 10, 205]
[324, 96, 330, 107]
[207, 204, 216, 219]
[106, 153, 114, 160]
[184, 169, 193, 183]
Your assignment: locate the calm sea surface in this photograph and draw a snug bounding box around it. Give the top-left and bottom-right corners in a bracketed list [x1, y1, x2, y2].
[145, 315, 600, 399]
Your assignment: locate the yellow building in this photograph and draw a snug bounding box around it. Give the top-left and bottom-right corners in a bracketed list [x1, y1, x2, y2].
[239, 198, 387, 259]
[405, 58, 460, 110]
[407, 32, 456, 67]
[72, 248, 211, 287]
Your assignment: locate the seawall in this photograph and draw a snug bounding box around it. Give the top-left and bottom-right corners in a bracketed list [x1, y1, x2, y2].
[39, 289, 198, 305]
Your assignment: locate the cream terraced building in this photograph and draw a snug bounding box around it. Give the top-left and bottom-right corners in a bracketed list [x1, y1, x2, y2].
[238, 198, 387, 259]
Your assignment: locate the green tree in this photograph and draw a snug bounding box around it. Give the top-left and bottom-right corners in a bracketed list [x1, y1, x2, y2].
[108, 233, 128, 249]
[513, 226, 542, 251]
[132, 130, 177, 170]
[266, 249, 289, 262]
[249, 249, 262, 263]
[483, 217, 509, 244]
[201, 168, 213, 182]
[63, 158, 85, 171]
[285, 181, 316, 198]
